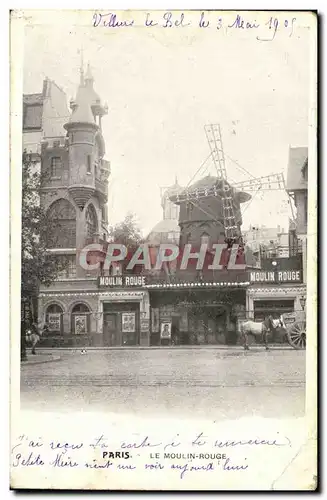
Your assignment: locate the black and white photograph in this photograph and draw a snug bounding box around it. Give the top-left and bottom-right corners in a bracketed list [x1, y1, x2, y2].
[10, 9, 317, 491]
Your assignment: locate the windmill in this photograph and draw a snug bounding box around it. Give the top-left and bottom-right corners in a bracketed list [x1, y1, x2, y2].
[169, 124, 295, 249]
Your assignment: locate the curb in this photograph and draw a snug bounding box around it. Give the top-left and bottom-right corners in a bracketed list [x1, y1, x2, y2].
[21, 355, 61, 366]
[37, 345, 295, 352]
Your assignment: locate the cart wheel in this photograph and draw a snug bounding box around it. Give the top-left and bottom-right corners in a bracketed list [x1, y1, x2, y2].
[287, 321, 306, 349]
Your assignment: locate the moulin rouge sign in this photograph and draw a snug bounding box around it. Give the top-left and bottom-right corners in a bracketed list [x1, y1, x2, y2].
[98, 275, 147, 288]
[249, 270, 302, 283]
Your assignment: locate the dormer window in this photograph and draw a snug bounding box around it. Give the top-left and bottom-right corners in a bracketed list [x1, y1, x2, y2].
[50, 157, 62, 178]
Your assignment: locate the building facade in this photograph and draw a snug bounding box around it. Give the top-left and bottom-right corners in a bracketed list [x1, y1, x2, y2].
[23, 77, 70, 160]
[36, 65, 151, 347]
[33, 69, 308, 348]
[245, 146, 308, 342]
[146, 179, 182, 246]
[144, 175, 254, 346]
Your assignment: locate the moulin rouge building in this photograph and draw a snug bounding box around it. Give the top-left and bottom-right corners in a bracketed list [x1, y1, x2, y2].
[34, 63, 305, 348]
[34, 63, 251, 348]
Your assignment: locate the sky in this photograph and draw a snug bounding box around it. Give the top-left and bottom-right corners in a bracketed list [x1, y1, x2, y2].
[22, 10, 314, 236]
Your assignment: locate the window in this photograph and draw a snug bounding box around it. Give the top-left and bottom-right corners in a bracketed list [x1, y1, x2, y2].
[168, 231, 179, 243]
[254, 300, 294, 322]
[50, 157, 62, 177]
[56, 255, 76, 279]
[23, 104, 42, 130]
[45, 304, 63, 333]
[201, 233, 210, 246]
[47, 199, 76, 248]
[71, 303, 90, 334]
[85, 204, 98, 239]
[87, 155, 92, 173]
[186, 202, 194, 218]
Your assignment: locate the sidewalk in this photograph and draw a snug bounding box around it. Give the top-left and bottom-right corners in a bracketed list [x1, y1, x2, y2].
[37, 344, 294, 352]
[21, 354, 61, 365]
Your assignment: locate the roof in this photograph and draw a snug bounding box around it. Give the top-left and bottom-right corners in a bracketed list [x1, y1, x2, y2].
[188, 175, 217, 190]
[181, 175, 251, 203]
[85, 63, 94, 81]
[286, 147, 308, 191]
[146, 219, 180, 244]
[23, 78, 69, 134]
[68, 85, 96, 126]
[23, 93, 44, 105]
[148, 219, 180, 235]
[163, 180, 183, 197]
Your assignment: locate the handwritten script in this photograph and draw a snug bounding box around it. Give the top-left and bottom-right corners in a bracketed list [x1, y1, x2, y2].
[11, 431, 292, 480]
[92, 11, 297, 42]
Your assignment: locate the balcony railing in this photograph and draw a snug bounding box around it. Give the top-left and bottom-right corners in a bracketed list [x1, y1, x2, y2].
[259, 255, 303, 272]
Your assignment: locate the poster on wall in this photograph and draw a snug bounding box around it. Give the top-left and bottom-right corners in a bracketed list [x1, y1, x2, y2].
[74, 315, 87, 335]
[140, 318, 149, 332]
[48, 313, 61, 331]
[151, 308, 160, 332]
[160, 322, 172, 339]
[122, 312, 136, 333]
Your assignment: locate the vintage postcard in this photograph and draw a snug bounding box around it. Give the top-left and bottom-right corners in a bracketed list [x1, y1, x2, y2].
[10, 9, 317, 491]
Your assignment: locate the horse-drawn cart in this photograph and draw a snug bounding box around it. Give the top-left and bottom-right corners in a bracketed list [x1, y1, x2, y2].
[282, 310, 306, 350]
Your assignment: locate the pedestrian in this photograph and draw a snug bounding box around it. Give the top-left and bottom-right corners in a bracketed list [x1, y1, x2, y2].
[30, 322, 41, 355]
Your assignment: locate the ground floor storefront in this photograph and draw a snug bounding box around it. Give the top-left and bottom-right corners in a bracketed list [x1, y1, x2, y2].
[36, 281, 307, 348]
[36, 283, 249, 347]
[37, 288, 151, 347]
[149, 287, 247, 346]
[246, 284, 307, 343]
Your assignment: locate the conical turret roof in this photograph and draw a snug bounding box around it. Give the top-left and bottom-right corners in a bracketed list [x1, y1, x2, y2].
[67, 85, 96, 126]
[85, 62, 94, 82]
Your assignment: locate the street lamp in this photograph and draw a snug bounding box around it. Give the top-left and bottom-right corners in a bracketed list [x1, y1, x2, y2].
[299, 295, 306, 311]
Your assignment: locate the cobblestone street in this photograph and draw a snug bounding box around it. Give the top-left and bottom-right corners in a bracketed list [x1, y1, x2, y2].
[20, 347, 305, 420]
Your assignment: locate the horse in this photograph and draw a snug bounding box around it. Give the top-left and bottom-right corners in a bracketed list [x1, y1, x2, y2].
[238, 315, 282, 351]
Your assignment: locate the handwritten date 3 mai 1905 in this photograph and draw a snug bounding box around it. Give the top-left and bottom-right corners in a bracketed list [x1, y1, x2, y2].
[92, 11, 296, 41]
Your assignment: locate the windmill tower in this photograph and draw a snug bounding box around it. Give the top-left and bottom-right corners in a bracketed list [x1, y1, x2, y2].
[204, 124, 242, 246]
[170, 123, 295, 255]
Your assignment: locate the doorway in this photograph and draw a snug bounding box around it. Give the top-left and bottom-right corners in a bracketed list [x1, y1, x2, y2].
[103, 313, 121, 346]
[102, 302, 140, 346]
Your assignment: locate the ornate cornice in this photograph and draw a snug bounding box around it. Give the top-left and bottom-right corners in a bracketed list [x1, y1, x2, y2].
[247, 285, 306, 296]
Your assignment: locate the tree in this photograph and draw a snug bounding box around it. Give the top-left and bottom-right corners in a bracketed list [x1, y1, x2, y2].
[107, 212, 143, 249]
[21, 151, 64, 359]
